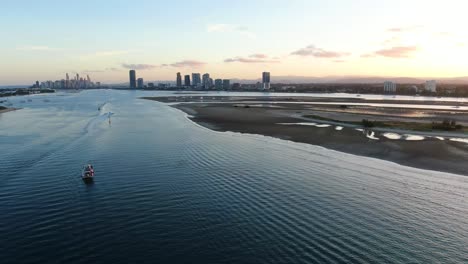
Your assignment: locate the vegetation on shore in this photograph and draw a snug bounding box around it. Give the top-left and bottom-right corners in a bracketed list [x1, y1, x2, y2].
[304, 115, 467, 133]
[0, 88, 55, 98]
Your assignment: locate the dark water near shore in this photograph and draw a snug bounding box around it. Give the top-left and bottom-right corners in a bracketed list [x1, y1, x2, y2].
[1, 90, 467, 263]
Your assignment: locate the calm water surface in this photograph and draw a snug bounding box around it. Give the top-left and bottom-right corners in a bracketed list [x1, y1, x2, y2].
[1, 90, 467, 263]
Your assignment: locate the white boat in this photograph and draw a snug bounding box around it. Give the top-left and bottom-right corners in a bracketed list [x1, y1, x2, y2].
[82, 165, 95, 181]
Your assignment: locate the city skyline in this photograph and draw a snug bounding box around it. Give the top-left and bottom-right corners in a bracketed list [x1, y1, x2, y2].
[1, 1, 468, 85]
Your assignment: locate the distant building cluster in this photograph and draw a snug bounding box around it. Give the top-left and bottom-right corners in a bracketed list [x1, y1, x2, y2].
[383, 81, 397, 93]
[177, 72, 230, 90]
[425, 80, 437, 93]
[383, 80, 437, 94]
[128, 69, 271, 91]
[32, 73, 100, 89]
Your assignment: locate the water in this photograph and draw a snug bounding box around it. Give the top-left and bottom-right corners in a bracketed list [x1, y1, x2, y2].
[1, 90, 467, 264]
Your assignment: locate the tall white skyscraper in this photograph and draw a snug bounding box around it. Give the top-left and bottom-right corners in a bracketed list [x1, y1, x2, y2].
[202, 73, 210, 89]
[425, 80, 437, 92]
[383, 81, 397, 93]
[137, 78, 144, 89]
[192, 73, 201, 87]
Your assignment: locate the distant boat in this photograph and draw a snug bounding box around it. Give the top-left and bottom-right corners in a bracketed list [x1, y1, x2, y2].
[82, 165, 95, 182]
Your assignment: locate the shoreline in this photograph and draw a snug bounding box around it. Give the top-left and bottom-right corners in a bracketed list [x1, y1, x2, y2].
[0, 107, 16, 114]
[144, 96, 468, 176]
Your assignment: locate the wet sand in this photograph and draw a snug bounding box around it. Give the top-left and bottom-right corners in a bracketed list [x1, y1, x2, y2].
[0, 108, 16, 114]
[144, 97, 468, 176]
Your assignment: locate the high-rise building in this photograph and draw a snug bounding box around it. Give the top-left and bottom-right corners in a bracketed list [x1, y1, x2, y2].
[223, 79, 230, 90]
[192, 73, 201, 87]
[215, 79, 223, 90]
[137, 78, 144, 89]
[66, 73, 70, 88]
[262, 72, 271, 90]
[383, 81, 397, 93]
[176, 72, 182, 87]
[184, 75, 191, 86]
[202, 73, 210, 89]
[425, 80, 437, 92]
[256, 82, 263, 90]
[129, 70, 136, 88]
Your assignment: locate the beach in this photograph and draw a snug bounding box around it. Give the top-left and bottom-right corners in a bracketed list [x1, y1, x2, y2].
[0, 107, 16, 114]
[144, 96, 468, 175]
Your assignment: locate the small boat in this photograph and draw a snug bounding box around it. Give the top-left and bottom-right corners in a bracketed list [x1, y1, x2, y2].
[82, 164, 95, 181]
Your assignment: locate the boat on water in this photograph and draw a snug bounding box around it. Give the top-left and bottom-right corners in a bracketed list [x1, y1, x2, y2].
[82, 164, 95, 181]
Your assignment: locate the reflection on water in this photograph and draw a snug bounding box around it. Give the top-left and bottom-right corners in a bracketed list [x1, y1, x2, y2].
[0, 90, 467, 264]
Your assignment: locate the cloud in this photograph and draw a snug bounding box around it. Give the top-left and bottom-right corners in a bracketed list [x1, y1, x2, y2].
[161, 60, 206, 68]
[386, 25, 423, 32]
[333, 60, 346, 63]
[435, 31, 451, 37]
[291, 45, 350, 58]
[206, 24, 255, 38]
[249, 54, 268, 59]
[82, 69, 104, 73]
[207, 24, 231, 32]
[78, 50, 132, 60]
[94, 50, 129, 56]
[382, 36, 401, 45]
[387, 28, 405, 33]
[16, 45, 57, 51]
[121, 63, 157, 70]
[361, 46, 419, 58]
[224, 54, 280, 64]
[374, 46, 419, 58]
[82, 67, 121, 73]
[360, 53, 376, 58]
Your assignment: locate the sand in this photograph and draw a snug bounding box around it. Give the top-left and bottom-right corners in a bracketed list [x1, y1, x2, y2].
[0, 108, 16, 114]
[144, 97, 468, 176]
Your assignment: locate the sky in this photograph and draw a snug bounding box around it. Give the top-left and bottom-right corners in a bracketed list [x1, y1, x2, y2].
[1, 0, 468, 85]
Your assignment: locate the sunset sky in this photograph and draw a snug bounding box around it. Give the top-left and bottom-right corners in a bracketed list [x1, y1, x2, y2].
[1, 0, 467, 85]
